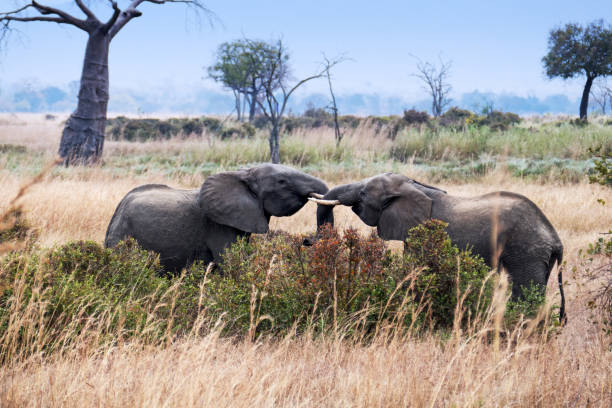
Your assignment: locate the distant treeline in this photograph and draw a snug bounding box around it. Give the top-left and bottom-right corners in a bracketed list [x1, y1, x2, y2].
[0, 82, 584, 115]
[105, 107, 521, 141]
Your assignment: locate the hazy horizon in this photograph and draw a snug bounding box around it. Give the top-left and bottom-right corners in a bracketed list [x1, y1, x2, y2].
[0, 1, 610, 115]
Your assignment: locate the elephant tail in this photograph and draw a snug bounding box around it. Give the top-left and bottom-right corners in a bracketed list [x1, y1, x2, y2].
[552, 247, 566, 325]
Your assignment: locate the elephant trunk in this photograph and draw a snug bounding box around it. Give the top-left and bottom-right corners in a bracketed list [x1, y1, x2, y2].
[315, 182, 363, 232]
[304, 177, 330, 198]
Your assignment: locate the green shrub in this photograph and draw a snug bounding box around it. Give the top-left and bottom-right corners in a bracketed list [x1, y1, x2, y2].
[206, 221, 495, 336]
[402, 220, 494, 328]
[588, 146, 612, 186]
[338, 115, 361, 129]
[439, 107, 474, 128]
[478, 111, 521, 131]
[402, 109, 431, 126]
[0, 239, 205, 362]
[0, 144, 27, 154]
[0, 222, 498, 358]
[583, 231, 612, 336]
[0, 209, 34, 245]
[106, 116, 228, 141]
[201, 117, 222, 132]
[504, 282, 547, 325]
[204, 229, 392, 335]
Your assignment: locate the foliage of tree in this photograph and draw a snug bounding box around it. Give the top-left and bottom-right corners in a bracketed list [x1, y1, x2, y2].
[543, 20, 612, 120]
[0, 1, 208, 165]
[208, 39, 287, 122]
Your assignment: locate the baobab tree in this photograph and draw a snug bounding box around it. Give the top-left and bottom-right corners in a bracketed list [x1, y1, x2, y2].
[0, 1, 208, 164]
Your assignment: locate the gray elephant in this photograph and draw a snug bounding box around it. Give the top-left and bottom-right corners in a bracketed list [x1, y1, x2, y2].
[310, 173, 565, 320]
[105, 164, 328, 272]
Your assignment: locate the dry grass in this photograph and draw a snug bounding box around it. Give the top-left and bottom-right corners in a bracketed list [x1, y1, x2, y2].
[1, 169, 608, 260]
[0, 325, 609, 407]
[0, 114, 611, 407]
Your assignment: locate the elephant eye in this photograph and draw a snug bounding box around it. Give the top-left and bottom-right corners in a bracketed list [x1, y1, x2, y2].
[278, 179, 287, 185]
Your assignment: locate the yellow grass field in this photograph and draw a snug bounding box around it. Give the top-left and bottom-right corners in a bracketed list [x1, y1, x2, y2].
[0, 114, 611, 407]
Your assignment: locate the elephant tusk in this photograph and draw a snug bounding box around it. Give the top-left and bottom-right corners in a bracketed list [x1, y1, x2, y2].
[308, 197, 341, 206]
[309, 192, 325, 199]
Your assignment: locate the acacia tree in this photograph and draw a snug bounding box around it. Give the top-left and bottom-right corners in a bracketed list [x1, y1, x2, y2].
[543, 20, 612, 120]
[208, 41, 250, 121]
[413, 57, 452, 117]
[253, 40, 340, 163]
[208, 39, 287, 122]
[0, 1, 207, 164]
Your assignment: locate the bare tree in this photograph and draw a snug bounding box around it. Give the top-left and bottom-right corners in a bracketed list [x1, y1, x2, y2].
[323, 54, 342, 146]
[254, 40, 341, 163]
[591, 78, 612, 115]
[1, 1, 209, 165]
[413, 56, 452, 117]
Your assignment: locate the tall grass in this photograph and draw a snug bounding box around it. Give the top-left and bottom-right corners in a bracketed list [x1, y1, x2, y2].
[391, 122, 612, 162]
[0, 256, 609, 406]
[2, 113, 609, 182]
[0, 114, 611, 406]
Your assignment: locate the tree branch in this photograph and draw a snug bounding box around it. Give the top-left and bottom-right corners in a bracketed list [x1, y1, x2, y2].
[31, 1, 87, 29]
[74, 0, 98, 21]
[1, 15, 66, 24]
[0, 2, 88, 31]
[108, 0, 208, 39]
[102, 1, 121, 33]
[107, 0, 145, 39]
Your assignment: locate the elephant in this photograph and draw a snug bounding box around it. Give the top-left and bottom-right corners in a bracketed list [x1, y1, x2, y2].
[310, 173, 565, 320]
[105, 164, 328, 272]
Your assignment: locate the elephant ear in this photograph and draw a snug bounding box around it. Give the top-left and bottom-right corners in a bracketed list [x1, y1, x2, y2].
[199, 171, 269, 233]
[377, 181, 432, 241]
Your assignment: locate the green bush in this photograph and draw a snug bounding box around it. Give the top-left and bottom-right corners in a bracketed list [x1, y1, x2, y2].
[106, 116, 227, 141]
[0, 239, 205, 362]
[504, 282, 547, 325]
[439, 107, 474, 128]
[0, 209, 34, 245]
[0, 144, 27, 154]
[588, 146, 612, 186]
[218, 122, 256, 140]
[206, 220, 495, 336]
[481, 111, 521, 131]
[402, 109, 431, 126]
[0, 222, 498, 359]
[402, 220, 494, 328]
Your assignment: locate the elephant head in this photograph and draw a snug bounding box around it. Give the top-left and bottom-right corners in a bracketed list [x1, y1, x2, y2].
[199, 164, 329, 233]
[312, 173, 445, 240]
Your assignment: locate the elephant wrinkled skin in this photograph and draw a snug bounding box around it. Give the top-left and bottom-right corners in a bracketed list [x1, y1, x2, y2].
[313, 173, 566, 320]
[105, 164, 328, 272]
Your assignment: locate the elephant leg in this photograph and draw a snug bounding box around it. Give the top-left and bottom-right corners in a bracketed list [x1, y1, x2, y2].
[205, 224, 251, 268]
[499, 256, 549, 300]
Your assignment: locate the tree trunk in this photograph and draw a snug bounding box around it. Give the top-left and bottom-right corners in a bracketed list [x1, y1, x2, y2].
[58, 30, 110, 165]
[233, 91, 241, 121]
[579, 75, 594, 120]
[248, 90, 258, 122]
[269, 121, 280, 164]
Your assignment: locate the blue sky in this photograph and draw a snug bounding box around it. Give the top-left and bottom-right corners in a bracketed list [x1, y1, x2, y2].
[0, 0, 610, 102]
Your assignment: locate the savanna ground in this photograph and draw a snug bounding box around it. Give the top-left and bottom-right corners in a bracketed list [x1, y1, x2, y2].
[0, 113, 611, 406]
